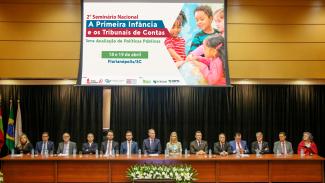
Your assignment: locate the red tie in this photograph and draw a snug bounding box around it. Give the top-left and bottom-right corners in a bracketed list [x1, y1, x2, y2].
[237, 142, 241, 149]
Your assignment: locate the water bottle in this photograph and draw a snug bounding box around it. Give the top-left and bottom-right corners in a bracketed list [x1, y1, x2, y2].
[144, 149, 147, 156]
[112, 149, 115, 156]
[138, 149, 142, 157]
[276, 149, 281, 156]
[31, 148, 35, 157]
[11, 149, 15, 157]
[115, 150, 119, 156]
[236, 149, 240, 158]
[45, 149, 49, 157]
[73, 148, 77, 157]
[184, 149, 188, 157]
[95, 149, 99, 158]
[300, 149, 305, 157]
[165, 149, 169, 157]
[256, 149, 261, 157]
[208, 149, 212, 158]
[179, 148, 182, 156]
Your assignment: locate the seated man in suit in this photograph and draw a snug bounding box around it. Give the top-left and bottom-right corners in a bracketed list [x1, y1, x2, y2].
[229, 132, 249, 154]
[251, 131, 269, 154]
[190, 131, 208, 155]
[273, 132, 293, 155]
[120, 130, 139, 155]
[142, 128, 162, 154]
[101, 129, 119, 155]
[213, 133, 231, 156]
[35, 132, 55, 155]
[82, 133, 98, 154]
[57, 132, 77, 155]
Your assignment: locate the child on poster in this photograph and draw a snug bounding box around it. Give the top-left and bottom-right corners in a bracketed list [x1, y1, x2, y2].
[188, 5, 219, 54]
[193, 35, 226, 85]
[164, 11, 187, 62]
[187, 8, 224, 60]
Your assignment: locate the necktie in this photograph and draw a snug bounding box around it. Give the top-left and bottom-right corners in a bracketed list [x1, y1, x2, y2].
[45, 142, 47, 153]
[221, 143, 224, 150]
[42, 142, 45, 154]
[237, 142, 241, 150]
[64, 143, 69, 154]
[128, 141, 131, 155]
[281, 142, 285, 154]
[108, 141, 112, 155]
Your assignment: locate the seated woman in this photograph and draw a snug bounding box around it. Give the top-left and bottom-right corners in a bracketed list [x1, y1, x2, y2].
[15, 133, 33, 154]
[166, 132, 182, 156]
[297, 132, 318, 155]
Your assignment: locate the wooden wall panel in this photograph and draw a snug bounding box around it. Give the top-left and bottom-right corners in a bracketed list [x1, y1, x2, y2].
[0, 60, 78, 78]
[228, 43, 325, 61]
[228, 6, 325, 24]
[0, 22, 81, 41]
[2, 42, 324, 61]
[228, 24, 325, 42]
[2, 23, 325, 43]
[229, 61, 325, 78]
[0, 4, 80, 22]
[228, 0, 325, 6]
[0, 41, 80, 59]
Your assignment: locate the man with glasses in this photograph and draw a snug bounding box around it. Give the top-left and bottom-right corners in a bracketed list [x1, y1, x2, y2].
[57, 132, 77, 155]
[35, 132, 55, 155]
[120, 130, 138, 155]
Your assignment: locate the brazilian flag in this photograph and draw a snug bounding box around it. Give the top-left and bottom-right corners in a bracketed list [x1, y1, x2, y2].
[6, 100, 15, 152]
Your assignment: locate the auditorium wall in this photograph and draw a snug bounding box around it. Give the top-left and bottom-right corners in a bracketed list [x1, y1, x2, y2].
[0, 0, 325, 80]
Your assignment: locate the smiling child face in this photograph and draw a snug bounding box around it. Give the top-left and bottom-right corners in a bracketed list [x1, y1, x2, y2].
[170, 21, 182, 38]
[214, 14, 224, 33]
[195, 11, 213, 33]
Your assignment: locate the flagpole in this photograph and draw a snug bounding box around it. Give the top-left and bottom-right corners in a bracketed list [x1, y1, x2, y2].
[15, 98, 22, 148]
[6, 98, 15, 154]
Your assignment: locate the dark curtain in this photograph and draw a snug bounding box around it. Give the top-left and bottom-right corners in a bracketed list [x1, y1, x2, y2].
[0, 85, 103, 156]
[110, 85, 325, 156]
[0, 85, 324, 157]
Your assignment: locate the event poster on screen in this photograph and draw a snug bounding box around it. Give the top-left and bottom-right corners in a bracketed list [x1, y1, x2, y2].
[79, 0, 229, 86]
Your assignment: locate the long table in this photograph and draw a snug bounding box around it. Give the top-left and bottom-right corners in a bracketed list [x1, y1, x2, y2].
[1, 154, 324, 182]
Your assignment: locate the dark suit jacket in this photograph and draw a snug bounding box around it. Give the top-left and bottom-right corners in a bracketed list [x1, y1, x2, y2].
[82, 142, 98, 154]
[251, 141, 269, 154]
[15, 142, 33, 154]
[213, 142, 232, 154]
[229, 140, 249, 154]
[101, 140, 119, 154]
[142, 138, 161, 154]
[120, 141, 139, 154]
[35, 141, 55, 154]
[189, 140, 208, 154]
[57, 141, 77, 155]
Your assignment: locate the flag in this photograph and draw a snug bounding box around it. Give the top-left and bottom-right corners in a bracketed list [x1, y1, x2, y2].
[5, 99, 15, 152]
[14, 99, 22, 147]
[0, 95, 4, 151]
